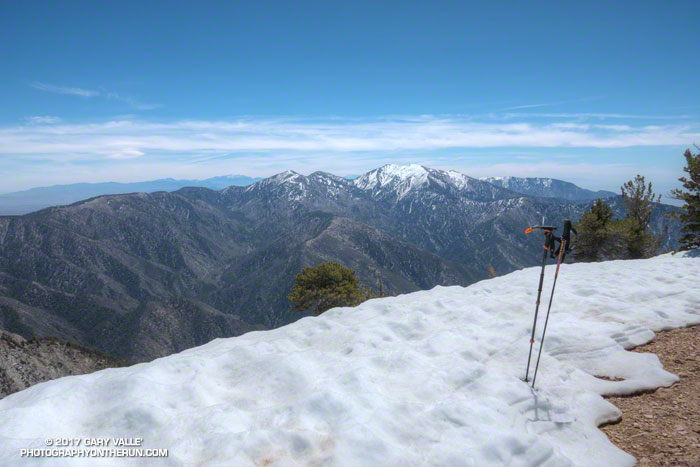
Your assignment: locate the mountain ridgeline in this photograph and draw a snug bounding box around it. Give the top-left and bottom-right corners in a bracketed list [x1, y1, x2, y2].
[0, 165, 679, 361]
[480, 176, 618, 200]
[0, 175, 262, 215]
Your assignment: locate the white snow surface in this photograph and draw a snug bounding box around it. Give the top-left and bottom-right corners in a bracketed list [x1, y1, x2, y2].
[446, 170, 479, 190]
[352, 164, 429, 192]
[1, 253, 699, 466]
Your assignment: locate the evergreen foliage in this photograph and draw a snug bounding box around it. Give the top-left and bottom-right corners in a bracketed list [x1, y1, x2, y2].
[573, 199, 625, 262]
[288, 262, 367, 315]
[670, 148, 700, 251]
[620, 175, 666, 259]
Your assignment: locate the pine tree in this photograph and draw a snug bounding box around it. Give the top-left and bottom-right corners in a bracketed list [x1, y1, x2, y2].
[288, 262, 367, 315]
[620, 175, 666, 259]
[573, 199, 624, 262]
[670, 148, 700, 251]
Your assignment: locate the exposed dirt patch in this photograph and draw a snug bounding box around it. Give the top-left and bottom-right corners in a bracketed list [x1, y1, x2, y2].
[596, 375, 625, 382]
[600, 325, 700, 466]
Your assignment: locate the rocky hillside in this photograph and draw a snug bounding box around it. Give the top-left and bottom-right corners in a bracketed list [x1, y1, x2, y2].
[0, 330, 129, 399]
[0, 165, 680, 361]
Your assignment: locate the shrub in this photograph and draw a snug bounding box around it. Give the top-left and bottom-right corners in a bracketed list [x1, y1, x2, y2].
[288, 262, 367, 315]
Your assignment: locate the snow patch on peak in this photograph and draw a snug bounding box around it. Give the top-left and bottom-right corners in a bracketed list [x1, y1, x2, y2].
[252, 170, 305, 187]
[379, 163, 428, 179]
[244, 170, 307, 196]
[271, 170, 302, 182]
[480, 176, 513, 183]
[353, 164, 429, 194]
[445, 169, 476, 189]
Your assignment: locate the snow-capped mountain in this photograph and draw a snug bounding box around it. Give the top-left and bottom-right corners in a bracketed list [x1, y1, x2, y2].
[353, 164, 514, 201]
[0, 165, 680, 362]
[481, 176, 617, 201]
[236, 164, 516, 205]
[238, 170, 356, 204]
[1, 253, 697, 466]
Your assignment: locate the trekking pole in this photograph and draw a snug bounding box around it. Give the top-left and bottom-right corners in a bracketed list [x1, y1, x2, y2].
[531, 220, 576, 388]
[523, 225, 557, 382]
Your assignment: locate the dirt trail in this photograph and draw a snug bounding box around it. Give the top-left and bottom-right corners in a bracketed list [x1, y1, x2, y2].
[601, 325, 700, 466]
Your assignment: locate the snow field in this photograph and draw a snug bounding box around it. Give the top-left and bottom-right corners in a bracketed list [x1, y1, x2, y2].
[0, 253, 698, 466]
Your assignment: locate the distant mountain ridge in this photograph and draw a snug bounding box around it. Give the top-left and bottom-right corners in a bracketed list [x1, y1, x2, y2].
[480, 176, 618, 200]
[0, 164, 679, 361]
[0, 175, 262, 215]
[1, 171, 619, 215]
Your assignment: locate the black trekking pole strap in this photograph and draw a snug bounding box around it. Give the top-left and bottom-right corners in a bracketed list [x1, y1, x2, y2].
[561, 220, 577, 261]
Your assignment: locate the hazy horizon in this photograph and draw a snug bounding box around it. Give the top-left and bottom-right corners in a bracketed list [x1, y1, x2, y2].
[0, 164, 621, 195]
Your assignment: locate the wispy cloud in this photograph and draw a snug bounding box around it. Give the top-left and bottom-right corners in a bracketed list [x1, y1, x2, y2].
[30, 82, 159, 110]
[24, 115, 62, 124]
[105, 148, 145, 160]
[30, 82, 99, 97]
[0, 115, 695, 195]
[2, 116, 697, 160]
[498, 96, 604, 111]
[105, 93, 161, 110]
[502, 112, 691, 120]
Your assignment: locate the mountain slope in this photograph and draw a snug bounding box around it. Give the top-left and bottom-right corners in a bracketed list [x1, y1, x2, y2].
[481, 176, 617, 200]
[0, 190, 262, 359]
[0, 175, 261, 215]
[0, 165, 680, 361]
[0, 253, 697, 466]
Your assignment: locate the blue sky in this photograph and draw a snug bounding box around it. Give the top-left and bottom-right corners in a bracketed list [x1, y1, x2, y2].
[1, 1, 698, 201]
